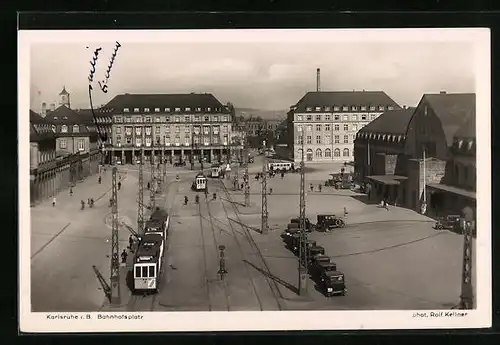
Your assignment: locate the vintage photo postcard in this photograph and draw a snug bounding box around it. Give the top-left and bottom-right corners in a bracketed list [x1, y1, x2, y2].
[18, 28, 491, 332]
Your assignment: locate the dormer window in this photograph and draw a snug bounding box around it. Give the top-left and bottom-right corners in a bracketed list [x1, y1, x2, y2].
[175, 108, 181, 112]
[51, 125, 56, 132]
[388, 106, 394, 111]
[351, 106, 357, 111]
[361, 106, 367, 111]
[61, 125, 68, 133]
[62, 116, 68, 120]
[124, 108, 130, 112]
[315, 106, 321, 111]
[73, 125, 79, 133]
[207, 107, 211, 112]
[196, 107, 201, 112]
[53, 116, 58, 120]
[325, 106, 331, 111]
[468, 141, 473, 150]
[186, 107, 191, 112]
[306, 107, 312, 112]
[378, 106, 385, 111]
[458, 140, 463, 149]
[165, 108, 171, 112]
[341, 106, 347, 111]
[370, 106, 376, 111]
[154, 108, 160, 112]
[134, 108, 140, 112]
[144, 108, 150, 112]
[333, 106, 340, 112]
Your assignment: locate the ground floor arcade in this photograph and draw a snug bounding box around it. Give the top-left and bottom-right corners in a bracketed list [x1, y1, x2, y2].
[426, 183, 476, 219]
[106, 147, 232, 165]
[29, 151, 101, 205]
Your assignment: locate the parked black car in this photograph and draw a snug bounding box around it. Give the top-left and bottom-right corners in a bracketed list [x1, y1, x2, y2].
[310, 261, 337, 281]
[316, 214, 345, 232]
[174, 161, 186, 167]
[290, 217, 314, 232]
[318, 271, 346, 296]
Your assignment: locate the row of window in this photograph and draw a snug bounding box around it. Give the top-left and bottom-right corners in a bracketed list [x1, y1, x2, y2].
[297, 123, 365, 132]
[59, 138, 86, 151]
[305, 105, 393, 112]
[115, 114, 231, 124]
[115, 135, 229, 146]
[123, 106, 225, 113]
[56, 124, 81, 133]
[297, 113, 378, 122]
[115, 125, 229, 135]
[297, 134, 354, 145]
[298, 147, 352, 158]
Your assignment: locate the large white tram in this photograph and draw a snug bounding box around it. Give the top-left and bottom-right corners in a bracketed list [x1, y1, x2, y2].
[268, 160, 293, 172]
[133, 233, 163, 293]
[191, 172, 207, 191]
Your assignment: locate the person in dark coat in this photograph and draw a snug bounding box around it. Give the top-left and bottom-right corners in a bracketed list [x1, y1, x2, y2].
[121, 249, 128, 264]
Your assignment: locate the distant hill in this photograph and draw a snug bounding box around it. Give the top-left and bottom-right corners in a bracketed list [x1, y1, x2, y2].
[235, 108, 287, 121]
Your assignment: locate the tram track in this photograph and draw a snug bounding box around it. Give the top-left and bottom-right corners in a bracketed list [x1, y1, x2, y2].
[201, 186, 231, 311]
[218, 179, 283, 311]
[127, 178, 179, 312]
[197, 200, 213, 311]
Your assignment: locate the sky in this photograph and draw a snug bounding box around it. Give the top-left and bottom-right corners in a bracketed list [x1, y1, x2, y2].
[30, 40, 476, 113]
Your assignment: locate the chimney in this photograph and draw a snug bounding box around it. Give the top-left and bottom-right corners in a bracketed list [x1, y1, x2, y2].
[316, 68, 321, 92]
[440, 91, 447, 94]
[50, 103, 55, 111]
[41, 102, 47, 117]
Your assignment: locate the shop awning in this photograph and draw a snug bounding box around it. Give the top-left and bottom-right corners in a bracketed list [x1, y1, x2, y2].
[366, 175, 408, 185]
[427, 183, 476, 200]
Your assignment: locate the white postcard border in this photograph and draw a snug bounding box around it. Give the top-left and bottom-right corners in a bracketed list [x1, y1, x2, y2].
[18, 28, 492, 332]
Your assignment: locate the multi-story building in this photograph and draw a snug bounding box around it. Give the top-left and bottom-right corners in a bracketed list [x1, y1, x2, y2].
[287, 91, 401, 163]
[354, 92, 476, 218]
[103, 93, 235, 164]
[29, 87, 102, 205]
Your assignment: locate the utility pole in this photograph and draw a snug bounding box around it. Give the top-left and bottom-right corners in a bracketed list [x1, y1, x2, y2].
[459, 207, 474, 309]
[243, 127, 250, 207]
[150, 153, 156, 210]
[110, 166, 121, 304]
[298, 134, 308, 295]
[162, 153, 167, 184]
[261, 156, 268, 234]
[233, 145, 240, 191]
[137, 149, 145, 235]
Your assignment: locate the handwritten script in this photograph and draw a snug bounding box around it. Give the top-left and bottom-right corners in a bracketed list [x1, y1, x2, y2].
[87, 41, 122, 143]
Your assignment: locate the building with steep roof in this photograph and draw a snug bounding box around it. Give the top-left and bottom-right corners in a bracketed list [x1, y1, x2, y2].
[286, 90, 401, 163]
[353, 91, 477, 220]
[102, 93, 236, 165]
[58, 86, 71, 108]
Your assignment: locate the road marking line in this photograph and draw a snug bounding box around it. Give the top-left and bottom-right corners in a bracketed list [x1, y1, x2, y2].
[31, 222, 72, 259]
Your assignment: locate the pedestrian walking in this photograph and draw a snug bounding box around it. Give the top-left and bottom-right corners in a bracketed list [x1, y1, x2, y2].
[69, 187, 73, 196]
[98, 176, 101, 184]
[318, 184, 322, 192]
[269, 188, 273, 195]
[241, 182, 244, 190]
[384, 199, 389, 211]
[184, 196, 188, 205]
[52, 197, 56, 207]
[281, 172, 284, 179]
[310, 184, 314, 192]
[147, 182, 151, 190]
[121, 249, 128, 264]
[344, 206, 348, 217]
[81, 200, 85, 210]
[128, 235, 134, 250]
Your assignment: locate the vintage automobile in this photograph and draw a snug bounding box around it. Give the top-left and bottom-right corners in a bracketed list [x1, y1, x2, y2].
[316, 214, 346, 232]
[325, 172, 354, 189]
[281, 227, 302, 240]
[290, 217, 314, 232]
[173, 160, 186, 167]
[434, 215, 461, 230]
[307, 245, 326, 260]
[318, 271, 346, 297]
[310, 261, 337, 281]
[284, 233, 301, 250]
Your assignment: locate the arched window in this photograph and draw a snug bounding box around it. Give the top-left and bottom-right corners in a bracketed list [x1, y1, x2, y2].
[315, 148, 322, 158]
[325, 148, 332, 157]
[334, 148, 341, 157]
[61, 125, 68, 133]
[343, 148, 350, 157]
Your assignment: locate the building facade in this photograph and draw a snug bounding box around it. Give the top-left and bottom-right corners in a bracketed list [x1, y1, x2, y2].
[354, 92, 476, 219]
[103, 93, 235, 164]
[287, 91, 401, 163]
[29, 88, 102, 205]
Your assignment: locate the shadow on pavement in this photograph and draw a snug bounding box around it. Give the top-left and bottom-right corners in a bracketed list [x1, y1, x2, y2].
[243, 259, 298, 295]
[351, 194, 379, 205]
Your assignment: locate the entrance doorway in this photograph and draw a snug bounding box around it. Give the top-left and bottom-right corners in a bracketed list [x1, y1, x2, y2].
[306, 149, 313, 161]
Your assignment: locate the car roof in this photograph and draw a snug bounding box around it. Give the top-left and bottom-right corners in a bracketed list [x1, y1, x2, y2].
[324, 270, 343, 276]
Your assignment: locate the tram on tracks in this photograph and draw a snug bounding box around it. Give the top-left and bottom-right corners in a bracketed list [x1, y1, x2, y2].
[133, 233, 163, 293]
[210, 164, 225, 178]
[191, 172, 208, 191]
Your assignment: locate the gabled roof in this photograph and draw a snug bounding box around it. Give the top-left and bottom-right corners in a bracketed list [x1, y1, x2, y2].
[294, 91, 400, 112]
[452, 105, 476, 140]
[358, 108, 416, 135]
[423, 93, 475, 146]
[45, 105, 94, 125]
[30, 110, 49, 124]
[101, 93, 228, 114]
